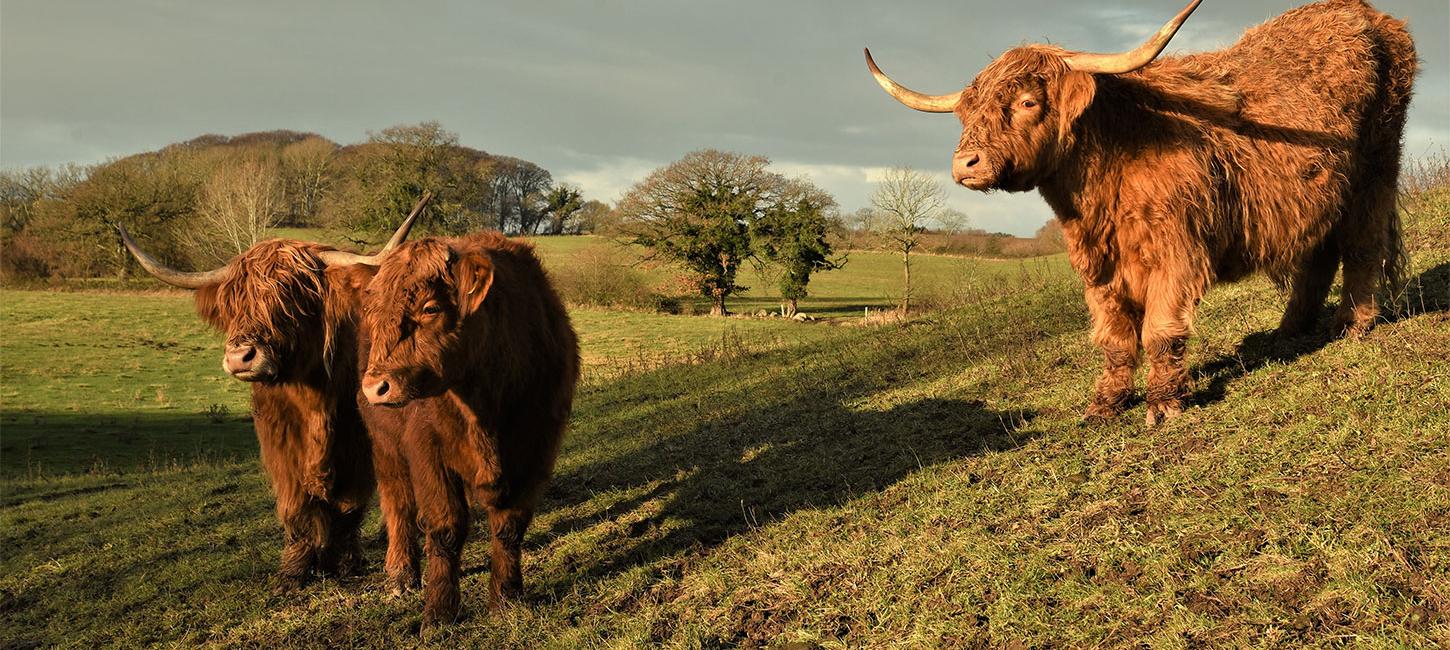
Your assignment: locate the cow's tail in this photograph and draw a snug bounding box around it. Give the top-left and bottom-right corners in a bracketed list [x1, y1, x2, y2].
[1369, 6, 1417, 302]
[1384, 206, 1408, 299]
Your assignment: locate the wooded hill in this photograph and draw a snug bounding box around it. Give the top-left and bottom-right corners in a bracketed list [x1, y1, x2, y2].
[0, 122, 604, 280]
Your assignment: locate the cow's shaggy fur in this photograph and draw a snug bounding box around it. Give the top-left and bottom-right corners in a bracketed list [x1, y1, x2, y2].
[360, 232, 579, 625]
[934, 0, 1415, 423]
[191, 240, 379, 590]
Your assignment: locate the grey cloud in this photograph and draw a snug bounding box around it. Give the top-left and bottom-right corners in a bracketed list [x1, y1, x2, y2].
[3, 0, 1445, 236]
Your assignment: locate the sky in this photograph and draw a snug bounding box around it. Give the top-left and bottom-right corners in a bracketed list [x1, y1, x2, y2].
[2, 0, 1446, 236]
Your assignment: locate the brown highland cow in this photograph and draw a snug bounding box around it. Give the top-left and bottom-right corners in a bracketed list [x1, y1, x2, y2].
[118, 204, 424, 591]
[357, 231, 579, 626]
[865, 0, 1416, 424]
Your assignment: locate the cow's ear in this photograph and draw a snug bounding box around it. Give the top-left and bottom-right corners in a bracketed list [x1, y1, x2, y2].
[452, 252, 494, 317]
[328, 264, 374, 296]
[194, 283, 225, 330]
[1053, 69, 1097, 143]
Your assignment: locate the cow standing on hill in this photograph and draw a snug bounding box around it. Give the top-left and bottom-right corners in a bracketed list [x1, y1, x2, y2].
[864, 0, 1416, 424]
[354, 232, 579, 626]
[118, 201, 426, 591]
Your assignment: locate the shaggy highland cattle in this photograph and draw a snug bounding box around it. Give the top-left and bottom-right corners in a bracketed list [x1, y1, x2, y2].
[356, 231, 579, 625]
[865, 0, 1416, 424]
[118, 200, 426, 591]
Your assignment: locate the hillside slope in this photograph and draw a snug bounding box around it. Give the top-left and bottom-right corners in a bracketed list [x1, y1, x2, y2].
[2, 207, 1447, 647]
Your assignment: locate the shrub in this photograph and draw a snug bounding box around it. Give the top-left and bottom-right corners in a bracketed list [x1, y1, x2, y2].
[550, 244, 673, 311]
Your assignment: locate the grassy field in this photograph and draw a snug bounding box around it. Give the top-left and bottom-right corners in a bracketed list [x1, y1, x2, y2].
[0, 290, 845, 478]
[3, 202, 1449, 646]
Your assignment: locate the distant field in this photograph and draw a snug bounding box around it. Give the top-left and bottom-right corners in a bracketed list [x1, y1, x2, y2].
[528, 235, 1074, 318]
[272, 227, 1074, 318]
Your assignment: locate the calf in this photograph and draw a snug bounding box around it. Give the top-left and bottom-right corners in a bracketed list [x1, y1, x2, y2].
[358, 232, 579, 625]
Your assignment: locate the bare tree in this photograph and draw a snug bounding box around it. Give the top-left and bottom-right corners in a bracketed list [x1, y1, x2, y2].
[185, 157, 285, 264]
[279, 136, 335, 224]
[870, 167, 946, 313]
[936, 207, 970, 235]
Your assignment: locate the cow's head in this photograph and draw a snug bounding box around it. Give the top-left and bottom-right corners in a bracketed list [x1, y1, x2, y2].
[358, 239, 492, 407]
[865, 0, 1199, 192]
[118, 196, 428, 383]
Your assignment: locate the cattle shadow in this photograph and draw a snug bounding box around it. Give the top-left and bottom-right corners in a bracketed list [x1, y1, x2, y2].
[521, 346, 1041, 595]
[0, 409, 258, 480]
[1190, 262, 1449, 407]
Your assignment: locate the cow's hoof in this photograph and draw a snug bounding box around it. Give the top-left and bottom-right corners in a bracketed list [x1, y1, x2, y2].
[489, 592, 523, 614]
[422, 603, 461, 629]
[336, 555, 367, 579]
[1144, 400, 1183, 426]
[272, 575, 309, 595]
[1082, 402, 1123, 423]
[1335, 319, 1373, 340]
[388, 571, 419, 597]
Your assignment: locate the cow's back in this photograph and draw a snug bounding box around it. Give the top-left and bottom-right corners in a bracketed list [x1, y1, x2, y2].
[1203, 0, 1392, 136]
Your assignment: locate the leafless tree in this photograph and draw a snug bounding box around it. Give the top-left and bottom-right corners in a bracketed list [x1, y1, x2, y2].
[185, 157, 285, 264]
[870, 167, 946, 313]
[279, 136, 335, 224]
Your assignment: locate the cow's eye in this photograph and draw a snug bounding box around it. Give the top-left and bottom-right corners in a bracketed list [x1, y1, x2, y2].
[1020, 99, 1038, 109]
[421, 302, 443, 316]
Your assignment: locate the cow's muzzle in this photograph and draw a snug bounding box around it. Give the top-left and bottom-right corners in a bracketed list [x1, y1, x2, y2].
[361, 370, 409, 407]
[952, 150, 995, 190]
[223, 343, 274, 382]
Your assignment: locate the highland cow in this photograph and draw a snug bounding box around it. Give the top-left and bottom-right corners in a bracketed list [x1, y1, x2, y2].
[865, 0, 1416, 424]
[118, 204, 424, 591]
[357, 232, 579, 626]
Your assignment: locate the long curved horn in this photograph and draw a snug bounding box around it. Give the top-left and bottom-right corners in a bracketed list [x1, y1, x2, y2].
[1064, 0, 1201, 74]
[116, 225, 228, 289]
[864, 48, 959, 113]
[315, 191, 434, 267]
[381, 190, 433, 252]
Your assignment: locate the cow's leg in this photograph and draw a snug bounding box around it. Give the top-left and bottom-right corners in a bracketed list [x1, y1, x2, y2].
[1335, 180, 1397, 338]
[323, 504, 368, 578]
[411, 460, 470, 627]
[1277, 236, 1340, 337]
[1141, 278, 1200, 426]
[484, 503, 535, 609]
[275, 499, 326, 593]
[378, 470, 420, 594]
[1083, 286, 1141, 421]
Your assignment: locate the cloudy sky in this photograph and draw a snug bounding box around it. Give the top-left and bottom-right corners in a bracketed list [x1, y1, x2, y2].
[3, 0, 1446, 235]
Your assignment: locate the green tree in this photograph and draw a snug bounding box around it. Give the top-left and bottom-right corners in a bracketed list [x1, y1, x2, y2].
[752, 178, 843, 317]
[618, 149, 782, 316]
[541, 183, 583, 235]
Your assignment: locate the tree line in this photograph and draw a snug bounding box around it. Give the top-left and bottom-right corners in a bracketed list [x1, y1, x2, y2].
[0, 122, 607, 280]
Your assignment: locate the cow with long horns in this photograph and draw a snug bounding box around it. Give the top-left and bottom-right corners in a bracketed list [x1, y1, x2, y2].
[866, 0, 1416, 424]
[119, 196, 429, 591]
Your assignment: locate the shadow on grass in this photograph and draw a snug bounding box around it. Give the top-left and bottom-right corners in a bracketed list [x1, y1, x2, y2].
[0, 409, 257, 480]
[528, 327, 1042, 596]
[1191, 262, 1450, 407]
